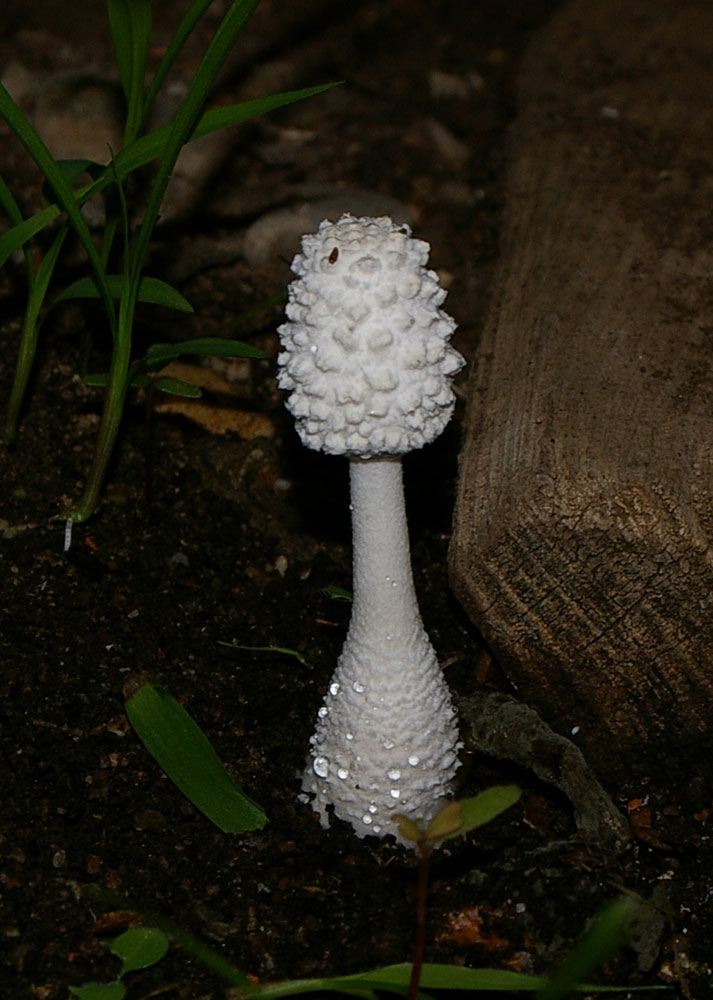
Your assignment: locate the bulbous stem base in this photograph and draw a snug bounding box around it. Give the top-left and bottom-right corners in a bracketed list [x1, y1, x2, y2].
[302, 456, 460, 844]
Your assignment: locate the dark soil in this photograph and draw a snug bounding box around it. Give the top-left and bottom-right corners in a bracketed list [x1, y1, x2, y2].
[1, 2, 710, 999]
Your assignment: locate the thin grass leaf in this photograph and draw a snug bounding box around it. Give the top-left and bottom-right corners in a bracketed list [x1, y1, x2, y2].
[111, 927, 169, 977]
[0, 206, 58, 266]
[180, 84, 340, 142]
[107, 0, 152, 142]
[119, 83, 340, 182]
[153, 376, 202, 397]
[0, 160, 96, 267]
[1, 225, 70, 444]
[3, 83, 339, 256]
[48, 157, 100, 192]
[0, 173, 25, 228]
[144, 338, 269, 369]
[125, 0, 261, 317]
[372, 963, 663, 994]
[241, 961, 668, 999]
[80, 372, 152, 390]
[219, 642, 309, 667]
[142, 0, 216, 124]
[537, 897, 639, 1000]
[112, 142, 132, 288]
[125, 681, 268, 834]
[168, 336, 269, 359]
[236, 964, 552, 999]
[0, 82, 117, 338]
[68, 149, 137, 521]
[68, 983, 126, 1000]
[347, 964, 549, 993]
[53, 275, 194, 312]
[82, 338, 261, 391]
[108, 0, 141, 102]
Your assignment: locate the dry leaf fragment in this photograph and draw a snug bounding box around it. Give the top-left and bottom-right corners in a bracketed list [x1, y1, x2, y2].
[437, 905, 509, 950]
[150, 361, 274, 438]
[153, 398, 274, 438]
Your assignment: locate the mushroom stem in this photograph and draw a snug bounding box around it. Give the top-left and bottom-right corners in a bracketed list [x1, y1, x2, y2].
[348, 456, 420, 654]
[303, 455, 460, 843]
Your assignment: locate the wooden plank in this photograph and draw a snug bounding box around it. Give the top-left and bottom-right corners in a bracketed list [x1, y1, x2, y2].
[449, 0, 713, 781]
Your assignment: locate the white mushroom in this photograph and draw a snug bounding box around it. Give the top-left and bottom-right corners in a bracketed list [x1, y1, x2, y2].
[278, 214, 464, 844]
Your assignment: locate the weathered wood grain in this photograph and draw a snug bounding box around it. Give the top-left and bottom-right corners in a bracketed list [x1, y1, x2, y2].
[450, 0, 713, 782]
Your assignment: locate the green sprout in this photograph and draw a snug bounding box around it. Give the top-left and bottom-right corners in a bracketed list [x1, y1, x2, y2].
[394, 787, 522, 1000]
[68, 926, 169, 1000]
[0, 0, 337, 521]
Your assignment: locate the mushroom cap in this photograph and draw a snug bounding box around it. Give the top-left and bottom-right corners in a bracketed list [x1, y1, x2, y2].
[277, 215, 464, 457]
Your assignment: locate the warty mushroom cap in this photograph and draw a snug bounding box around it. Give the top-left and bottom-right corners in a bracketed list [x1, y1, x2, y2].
[277, 214, 464, 457]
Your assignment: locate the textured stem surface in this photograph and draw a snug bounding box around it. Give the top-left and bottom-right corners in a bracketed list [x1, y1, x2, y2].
[303, 456, 460, 843]
[349, 456, 424, 657]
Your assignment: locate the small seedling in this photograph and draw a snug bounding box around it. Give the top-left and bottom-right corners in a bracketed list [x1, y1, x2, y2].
[394, 787, 522, 1000]
[68, 926, 169, 999]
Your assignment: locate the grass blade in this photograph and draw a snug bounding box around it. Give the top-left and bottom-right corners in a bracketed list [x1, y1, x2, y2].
[2, 83, 339, 258]
[0, 172, 26, 228]
[219, 642, 309, 667]
[68, 983, 125, 999]
[125, 681, 268, 834]
[536, 896, 638, 1000]
[143, 337, 269, 366]
[53, 275, 194, 312]
[107, 0, 152, 142]
[0, 205, 59, 266]
[242, 961, 668, 999]
[129, 0, 261, 297]
[127, 83, 340, 177]
[142, 0, 215, 124]
[1, 225, 69, 444]
[0, 82, 117, 338]
[49, 157, 101, 189]
[236, 964, 551, 998]
[0, 160, 96, 265]
[153, 375, 203, 397]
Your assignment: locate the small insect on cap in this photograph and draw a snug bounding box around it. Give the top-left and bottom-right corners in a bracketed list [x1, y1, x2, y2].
[277, 215, 464, 458]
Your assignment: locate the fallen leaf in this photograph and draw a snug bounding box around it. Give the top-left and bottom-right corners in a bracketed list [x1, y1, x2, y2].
[436, 906, 510, 950]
